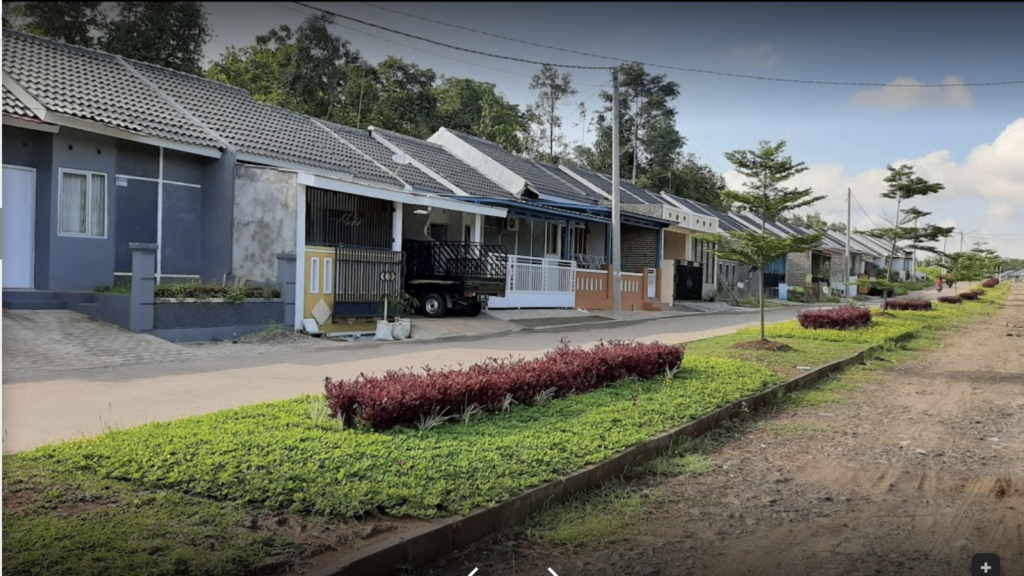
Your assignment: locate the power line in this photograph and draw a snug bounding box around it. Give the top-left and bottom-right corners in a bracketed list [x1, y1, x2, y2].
[293, 2, 610, 70]
[850, 191, 883, 229]
[351, 1, 1024, 88]
[271, 2, 601, 86]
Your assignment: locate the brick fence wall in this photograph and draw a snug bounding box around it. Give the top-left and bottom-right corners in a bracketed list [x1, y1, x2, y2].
[785, 251, 812, 287]
[622, 226, 659, 271]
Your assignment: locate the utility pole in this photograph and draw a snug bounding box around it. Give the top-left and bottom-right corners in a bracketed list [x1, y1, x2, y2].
[844, 187, 852, 295]
[960, 231, 964, 252]
[611, 67, 622, 314]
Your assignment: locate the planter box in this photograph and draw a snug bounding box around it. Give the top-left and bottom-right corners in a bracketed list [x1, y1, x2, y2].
[151, 298, 285, 342]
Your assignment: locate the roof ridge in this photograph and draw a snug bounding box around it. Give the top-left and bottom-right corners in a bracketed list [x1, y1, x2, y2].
[530, 159, 594, 200]
[114, 56, 233, 151]
[310, 118, 410, 192]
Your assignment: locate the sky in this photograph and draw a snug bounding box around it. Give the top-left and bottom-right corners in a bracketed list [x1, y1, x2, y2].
[201, 2, 1024, 259]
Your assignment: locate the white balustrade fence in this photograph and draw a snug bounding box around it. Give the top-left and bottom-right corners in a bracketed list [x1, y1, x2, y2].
[487, 255, 577, 309]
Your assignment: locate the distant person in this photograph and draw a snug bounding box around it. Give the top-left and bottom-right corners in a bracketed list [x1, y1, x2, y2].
[935, 277, 943, 292]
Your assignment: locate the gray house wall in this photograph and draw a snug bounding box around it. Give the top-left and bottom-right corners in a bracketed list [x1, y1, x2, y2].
[200, 150, 237, 282]
[231, 164, 297, 283]
[49, 128, 118, 290]
[2, 126, 53, 289]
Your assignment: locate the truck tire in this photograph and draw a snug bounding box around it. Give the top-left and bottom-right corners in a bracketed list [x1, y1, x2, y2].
[422, 293, 448, 318]
[465, 301, 483, 317]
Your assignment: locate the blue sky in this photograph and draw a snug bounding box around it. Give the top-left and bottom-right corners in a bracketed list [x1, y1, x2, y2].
[202, 2, 1024, 258]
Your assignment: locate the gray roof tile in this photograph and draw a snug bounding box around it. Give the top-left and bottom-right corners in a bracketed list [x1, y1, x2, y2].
[2, 29, 222, 148]
[324, 123, 453, 196]
[448, 130, 596, 204]
[126, 60, 403, 188]
[372, 128, 515, 200]
[2, 85, 38, 120]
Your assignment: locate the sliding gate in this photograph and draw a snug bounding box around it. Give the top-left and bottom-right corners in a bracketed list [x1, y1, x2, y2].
[333, 245, 405, 318]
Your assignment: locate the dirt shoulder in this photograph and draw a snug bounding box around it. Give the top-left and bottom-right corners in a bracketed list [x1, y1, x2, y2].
[418, 285, 1024, 576]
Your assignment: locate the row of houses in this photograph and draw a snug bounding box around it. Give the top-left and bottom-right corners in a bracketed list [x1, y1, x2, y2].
[1, 29, 913, 335]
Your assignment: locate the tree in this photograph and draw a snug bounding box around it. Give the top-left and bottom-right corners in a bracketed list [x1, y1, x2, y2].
[699, 140, 826, 342]
[527, 64, 577, 163]
[948, 243, 1001, 288]
[779, 211, 846, 234]
[207, 13, 363, 119]
[435, 77, 529, 153]
[101, 2, 211, 74]
[859, 164, 954, 310]
[5, 2, 103, 47]
[827, 221, 848, 234]
[365, 56, 438, 139]
[591, 63, 683, 183]
[641, 152, 731, 212]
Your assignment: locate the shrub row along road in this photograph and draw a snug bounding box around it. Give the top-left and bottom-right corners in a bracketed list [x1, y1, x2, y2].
[2, 306, 808, 454]
[420, 285, 1024, 576]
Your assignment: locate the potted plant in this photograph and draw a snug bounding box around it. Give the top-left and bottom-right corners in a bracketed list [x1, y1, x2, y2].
[391, 292, 419, 340]
[374, 293, 397, 341]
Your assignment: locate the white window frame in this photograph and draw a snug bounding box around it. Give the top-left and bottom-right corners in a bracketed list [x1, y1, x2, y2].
[57, 168, 108, 239]
[309, 257, 321, 294]
[544, 222, 564, 258]
[322, 258, 333, 295]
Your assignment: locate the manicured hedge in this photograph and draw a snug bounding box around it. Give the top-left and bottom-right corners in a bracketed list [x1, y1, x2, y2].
[886, 299, 933, 311]
[325, 340, 684, 431]
[938, 295, 962, 304]
[982, 278, 999, 288]
[960, 291, 980, 300]
[971, 287, 985, 294]
[741, 317, 918, 344]
[796, 306, 872, 330]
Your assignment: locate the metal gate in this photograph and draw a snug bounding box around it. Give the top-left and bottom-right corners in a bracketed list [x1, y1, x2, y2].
[674, 261, 703, 301]
[333, 245, 405, 318]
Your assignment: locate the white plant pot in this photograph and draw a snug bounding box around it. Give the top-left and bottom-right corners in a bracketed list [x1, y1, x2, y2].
[373, 320, 394, 341]
[392, 318, 412, 340]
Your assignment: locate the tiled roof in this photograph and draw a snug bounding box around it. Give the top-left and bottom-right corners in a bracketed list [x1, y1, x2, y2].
[126, 61, 404, 188]
[559, 165, 648, 204]
[370, 128, 515, 200]
[534, 161, 607, 204]
[448, 130, 596, 204]
[2, 85, 39, 120]
[615, 178, 668, 205]
[324, 123, 453, 196]
[2, 29, 222, 148]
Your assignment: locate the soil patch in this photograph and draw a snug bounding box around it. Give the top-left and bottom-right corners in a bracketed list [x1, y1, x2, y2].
[414, 285, 1024, 576]
[729, 339, 794, 352]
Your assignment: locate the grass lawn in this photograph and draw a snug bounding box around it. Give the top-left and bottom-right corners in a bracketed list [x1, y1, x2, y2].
[2, 283, 1010, 576]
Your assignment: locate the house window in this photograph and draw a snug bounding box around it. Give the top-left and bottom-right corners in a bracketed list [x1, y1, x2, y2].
[58, 169, 107, 238]
[322, 258, 333, 295]
[570, 226, 588, 257]
[545, 222, 564, 257]
[309, 257, 320, 294]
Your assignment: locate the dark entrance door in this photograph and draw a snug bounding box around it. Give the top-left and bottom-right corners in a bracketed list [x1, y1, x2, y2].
[674, 262, 703, 300]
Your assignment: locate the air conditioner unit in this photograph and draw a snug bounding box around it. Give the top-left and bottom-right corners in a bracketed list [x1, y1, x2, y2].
[504, 217, 520, 232]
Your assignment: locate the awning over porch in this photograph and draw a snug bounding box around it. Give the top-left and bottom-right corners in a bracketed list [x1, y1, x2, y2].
[296, 172, 508, 218]
[530, 201, 675, 229]
[451, 197, 612, 225]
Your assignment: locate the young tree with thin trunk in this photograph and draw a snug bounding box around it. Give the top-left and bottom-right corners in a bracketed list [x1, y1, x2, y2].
[860, 164, 953, 310]
[528, 64, 576, 163]
[699, 140, 826, 342]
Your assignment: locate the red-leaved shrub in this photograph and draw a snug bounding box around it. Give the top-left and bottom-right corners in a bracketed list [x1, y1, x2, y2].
[959, 291, 979, 300]
[938, 295, 962, 304]
[796, 306, 872, 330]
[323, 340, 684, 431]
[886, 299, 933, 311]
[982, 278, 999, 288]
[972, 287, 985, 295]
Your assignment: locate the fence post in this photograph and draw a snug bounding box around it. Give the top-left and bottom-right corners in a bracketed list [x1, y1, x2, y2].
[129, 243, 158, 332]
[641, 267, 650, 302]
[276, 253, 297, 330]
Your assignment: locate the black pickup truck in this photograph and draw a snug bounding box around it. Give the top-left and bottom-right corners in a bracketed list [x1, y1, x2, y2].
[402, 240, 508, 318]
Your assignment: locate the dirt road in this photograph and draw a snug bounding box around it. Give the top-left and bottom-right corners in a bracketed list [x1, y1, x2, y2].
[418, 286, 1024, 576]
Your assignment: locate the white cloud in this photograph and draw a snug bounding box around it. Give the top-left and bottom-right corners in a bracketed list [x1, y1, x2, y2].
[850, 76, 973, 109]
[720, 118, 1024, 258]
[987, 202, 1016, 221]
[729, 44, 780, 69]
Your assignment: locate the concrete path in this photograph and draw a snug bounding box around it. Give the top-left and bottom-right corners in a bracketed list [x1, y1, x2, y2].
[2, 306, 811, 454]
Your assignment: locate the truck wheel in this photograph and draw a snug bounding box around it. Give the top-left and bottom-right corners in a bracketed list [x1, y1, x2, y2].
[465, 302, 483, 317]
[422, 293, 447, 318]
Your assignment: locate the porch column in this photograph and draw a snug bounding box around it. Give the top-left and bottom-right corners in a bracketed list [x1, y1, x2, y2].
[276, 253, 297, 330]
[392, 202, 403, 251]
[129, 243, 157, 333]
[472, 213, 483, 243]
[563, 223, 572, 260]
[605, 223, 613, 266]
[656, 228, 664, 265]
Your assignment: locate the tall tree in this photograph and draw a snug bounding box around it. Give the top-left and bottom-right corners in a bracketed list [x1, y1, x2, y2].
[207, 13, 363, 119]
[592, 63, 682, 183]
[101, 2, 211, 74]
[434, 77, 529, 153]
[640, 152, 731, 212]
[4, 2, 103, 47]
[860, 164, 953, 310]
[528, 64, 577, 163]
[366, 56, 438, 139]
[699, 140, 826, 342]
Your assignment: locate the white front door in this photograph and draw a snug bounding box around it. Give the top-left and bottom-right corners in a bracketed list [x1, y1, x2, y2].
[2, 165, 36, 288]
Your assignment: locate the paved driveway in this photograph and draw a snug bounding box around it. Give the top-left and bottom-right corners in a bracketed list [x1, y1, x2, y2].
[2, 310, 202, 377]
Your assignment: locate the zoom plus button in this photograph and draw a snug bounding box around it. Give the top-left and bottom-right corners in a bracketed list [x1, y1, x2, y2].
[972, 553, 1000, 576]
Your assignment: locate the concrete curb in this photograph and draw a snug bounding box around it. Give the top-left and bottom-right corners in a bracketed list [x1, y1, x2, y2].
[307, 347, 875, 576]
